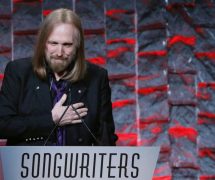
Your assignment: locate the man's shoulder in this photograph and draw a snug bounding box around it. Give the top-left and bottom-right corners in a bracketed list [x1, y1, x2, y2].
[5, 57, 33, 77]
[86, 62, 107, 75]
[8, 58, 32, 71]
[9, 57, 32, 69]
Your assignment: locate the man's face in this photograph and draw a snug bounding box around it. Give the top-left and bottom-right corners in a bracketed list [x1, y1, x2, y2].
[45, 23, 77, 74]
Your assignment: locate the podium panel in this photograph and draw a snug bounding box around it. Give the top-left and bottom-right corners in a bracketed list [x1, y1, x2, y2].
[0, 146, 160, 180]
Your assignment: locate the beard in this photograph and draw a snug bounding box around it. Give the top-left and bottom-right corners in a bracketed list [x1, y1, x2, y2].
[45, 53, 76, 74]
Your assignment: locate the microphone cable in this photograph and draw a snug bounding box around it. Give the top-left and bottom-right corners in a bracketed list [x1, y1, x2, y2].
[71, 104, 101, 145]
[43, 104, 70, 146]
[44, 103, 101, 145]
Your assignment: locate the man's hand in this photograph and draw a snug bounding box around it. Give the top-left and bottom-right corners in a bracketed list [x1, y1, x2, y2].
[51, 94, 88, 126]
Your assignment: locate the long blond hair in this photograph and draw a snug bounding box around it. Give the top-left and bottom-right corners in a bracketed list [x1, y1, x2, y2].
[32, 8, 86, 82]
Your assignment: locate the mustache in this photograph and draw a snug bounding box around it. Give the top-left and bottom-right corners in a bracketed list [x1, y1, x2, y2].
[50, 56, 67, 60]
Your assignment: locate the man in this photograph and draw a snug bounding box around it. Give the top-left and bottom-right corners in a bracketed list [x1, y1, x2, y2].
[0, 8, 117, 146]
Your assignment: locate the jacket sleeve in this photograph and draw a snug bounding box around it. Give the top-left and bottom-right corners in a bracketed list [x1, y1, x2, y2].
[97, 70, 118, 146]
[0, 61, 54, 139]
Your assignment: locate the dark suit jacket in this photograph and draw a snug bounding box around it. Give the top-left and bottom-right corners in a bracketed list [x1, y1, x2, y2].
[0, 58, 117, 146]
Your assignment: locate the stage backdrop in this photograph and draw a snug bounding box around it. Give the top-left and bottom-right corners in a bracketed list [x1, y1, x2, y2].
[0, 0, 215, 179]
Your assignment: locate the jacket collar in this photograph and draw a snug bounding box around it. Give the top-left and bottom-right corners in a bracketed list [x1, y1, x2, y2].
[33, 72, 87, 107]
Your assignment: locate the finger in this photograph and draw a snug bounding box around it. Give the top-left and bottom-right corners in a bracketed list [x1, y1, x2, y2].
[58, 118, 72, 126]
[67, 111, 87, 120]
[65, 106, 87, 115]
[58, 120, 70, 126]
[72, 102, 84, 109]
[63, 113, 80, 121]
[61, 109, 87, 122]
[72, 119, 82, 124]
[58, 94, 67, 105]
[76, 108, 88, 114]
[77, 111, 88, 118]
[59, 119, 82, 126]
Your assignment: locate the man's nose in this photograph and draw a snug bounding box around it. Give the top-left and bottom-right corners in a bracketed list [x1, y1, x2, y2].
[56, 45, 63, 56]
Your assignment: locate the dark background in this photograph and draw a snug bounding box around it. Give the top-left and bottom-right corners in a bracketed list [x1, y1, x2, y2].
[1, 0, 215, 179]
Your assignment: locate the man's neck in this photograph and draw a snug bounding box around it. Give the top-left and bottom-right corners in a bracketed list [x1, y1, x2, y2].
[54, 72, 66, 81]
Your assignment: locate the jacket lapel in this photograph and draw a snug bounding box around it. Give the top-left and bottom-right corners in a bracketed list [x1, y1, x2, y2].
[33, 75, 53, 110]
[69, 80, 87, 104]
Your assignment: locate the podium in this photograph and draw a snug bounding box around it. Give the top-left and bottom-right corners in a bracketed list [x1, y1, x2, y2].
[0, 146, 159, 180]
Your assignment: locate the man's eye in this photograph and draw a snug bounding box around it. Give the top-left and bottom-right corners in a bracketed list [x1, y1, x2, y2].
[64, 43, 73, 47]
[49, 42, 57, 45]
